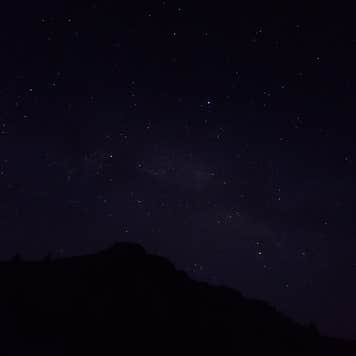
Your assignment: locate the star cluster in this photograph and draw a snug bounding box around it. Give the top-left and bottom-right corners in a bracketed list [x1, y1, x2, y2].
[0, 1, 355, 339]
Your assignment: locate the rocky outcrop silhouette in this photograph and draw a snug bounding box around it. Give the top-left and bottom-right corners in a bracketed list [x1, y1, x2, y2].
[0, 242, 355, 355]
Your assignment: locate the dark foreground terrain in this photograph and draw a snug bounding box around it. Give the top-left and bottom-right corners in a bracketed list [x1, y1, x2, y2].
[0, 242, 355, 355]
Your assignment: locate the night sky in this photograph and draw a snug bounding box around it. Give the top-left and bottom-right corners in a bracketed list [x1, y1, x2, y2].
[0, 2, 355, 339]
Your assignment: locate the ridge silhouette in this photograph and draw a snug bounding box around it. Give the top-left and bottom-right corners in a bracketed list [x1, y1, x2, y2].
[0, 242, 355, 355]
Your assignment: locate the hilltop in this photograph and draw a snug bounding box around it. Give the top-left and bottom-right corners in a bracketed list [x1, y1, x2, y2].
[0, 242, 354, 355]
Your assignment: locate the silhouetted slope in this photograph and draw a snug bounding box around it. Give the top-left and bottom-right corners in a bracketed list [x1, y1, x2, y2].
[0, 242, 354, 355]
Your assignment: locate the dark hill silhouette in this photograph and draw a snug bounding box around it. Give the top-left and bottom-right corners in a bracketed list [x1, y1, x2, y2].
[0, 242, 355, 355]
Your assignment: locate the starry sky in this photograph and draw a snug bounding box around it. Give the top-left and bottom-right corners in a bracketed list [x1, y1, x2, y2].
[0, 1, 355, 339]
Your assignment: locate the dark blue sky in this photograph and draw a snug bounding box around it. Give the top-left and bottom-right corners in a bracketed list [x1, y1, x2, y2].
[0, 1, 355, 338]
